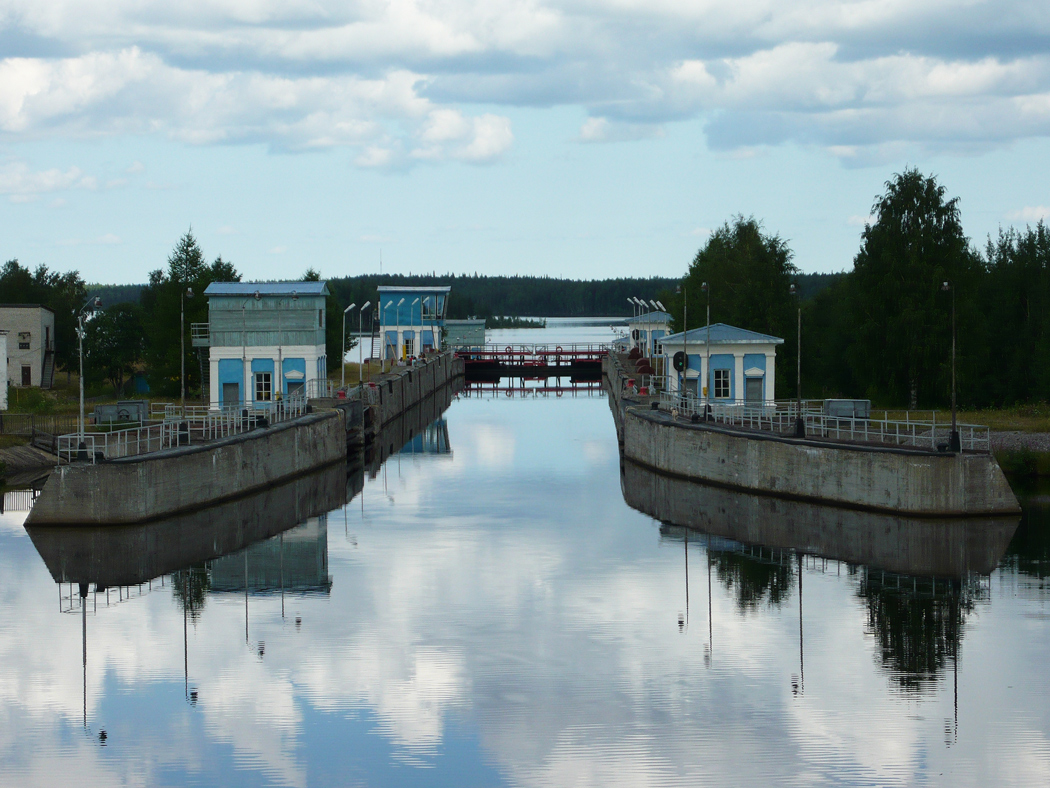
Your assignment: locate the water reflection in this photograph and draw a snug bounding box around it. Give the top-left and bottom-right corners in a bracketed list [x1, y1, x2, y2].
[630, 457, 1017, 695]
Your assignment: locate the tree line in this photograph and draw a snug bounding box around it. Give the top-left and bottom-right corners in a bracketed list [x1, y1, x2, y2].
[667, 169, 1050, 408]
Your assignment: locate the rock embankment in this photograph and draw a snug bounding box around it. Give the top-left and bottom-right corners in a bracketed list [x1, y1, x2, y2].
[991, 431, 1050, 453]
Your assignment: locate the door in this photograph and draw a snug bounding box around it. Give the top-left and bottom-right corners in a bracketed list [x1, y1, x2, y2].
[21, 366, 31, 386]
[222, 382, 240, 407]
[745, 377, 764, 404]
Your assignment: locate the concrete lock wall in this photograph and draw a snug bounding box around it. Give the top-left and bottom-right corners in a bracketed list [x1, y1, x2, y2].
[371, 351, 462, 428]
[622, 407, 1021, 516]
[27, 410, 346, 526]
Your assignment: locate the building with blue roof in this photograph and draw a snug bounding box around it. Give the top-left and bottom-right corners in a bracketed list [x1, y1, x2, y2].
[627, 310, 671, 357]
[195, 281, 330, 408]
[376, 285, 450, 361]
[659, 323, 784, 403]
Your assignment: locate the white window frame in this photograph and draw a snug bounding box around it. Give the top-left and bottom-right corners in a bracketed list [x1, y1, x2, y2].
[713, 368, 730, 399]
[254, 371, 272, 402]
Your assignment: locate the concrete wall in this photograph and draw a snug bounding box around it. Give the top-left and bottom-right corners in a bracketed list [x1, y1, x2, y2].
[604, 353, 1021, 517]
[621, 459, 1018, 577]
[26, 463, 346, 586]
[27, 410, 346, 526]
[370, 350, 463, 429]
[623, 407, 1020, 515]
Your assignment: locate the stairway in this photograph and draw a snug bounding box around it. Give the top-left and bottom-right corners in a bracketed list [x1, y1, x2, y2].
[40, 350, 55, 389]
[197, 349, 210, 403]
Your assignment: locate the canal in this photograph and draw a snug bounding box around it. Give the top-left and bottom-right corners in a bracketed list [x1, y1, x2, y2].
[1, 320, 1049, 787]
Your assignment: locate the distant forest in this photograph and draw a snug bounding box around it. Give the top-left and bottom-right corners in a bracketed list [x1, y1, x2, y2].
[89, 272, 841, 318]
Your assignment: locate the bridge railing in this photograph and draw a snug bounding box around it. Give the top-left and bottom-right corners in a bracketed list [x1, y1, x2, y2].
[453, 343, 609, 357]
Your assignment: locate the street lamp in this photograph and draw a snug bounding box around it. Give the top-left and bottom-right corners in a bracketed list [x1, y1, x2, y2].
[342, 303, 356, 389]
[942, 281, 959, 451]
[701, 282, 710, 414]
[396, 298, 405, 362]
[77, 296, 102, 442]
[411, 298, 420, 358]
[675, 285, 687, 396]
[181, 286, 193, 409]
[789, 284, 804, 437]
[358, 301, 371, 395]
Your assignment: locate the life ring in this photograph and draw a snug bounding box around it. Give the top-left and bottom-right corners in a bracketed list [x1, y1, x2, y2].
[556, 346, 563, 353]
[506, 346, 513, 353]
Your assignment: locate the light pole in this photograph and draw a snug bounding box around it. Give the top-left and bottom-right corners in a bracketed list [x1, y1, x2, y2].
[675, 285, 687, 395]
[702, 282, 710, 414]
[77, 296, 102, 441]
[342, 303, 356, 389]
[649, 300, 660, 360]
[180, 286, 193, 409]
[942, 281, 959, 451]
[789, 284, 804, 437]
[411, 298, 420, 358]
[396, 298, 405, 361]
[359, 301, 371, 395]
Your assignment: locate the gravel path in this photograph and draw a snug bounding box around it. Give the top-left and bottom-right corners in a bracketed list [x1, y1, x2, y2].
[990, 431, 1050, 452]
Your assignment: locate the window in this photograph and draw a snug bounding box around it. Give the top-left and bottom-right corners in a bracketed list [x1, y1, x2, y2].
[18, 331, 30, 350]
[254, 372, 272, 402]
[319, 309, 324, 328]
[714, 369, 730, 399]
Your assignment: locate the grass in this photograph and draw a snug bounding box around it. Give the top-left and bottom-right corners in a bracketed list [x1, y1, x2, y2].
[0, 435, 28, 449]
[872, 404, 1050, 433]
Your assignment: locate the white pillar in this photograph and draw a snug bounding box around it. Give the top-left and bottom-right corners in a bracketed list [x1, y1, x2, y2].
[734, 353, 745, 404]
[209, 355, 220, 409]
[766, 352, 776, 402]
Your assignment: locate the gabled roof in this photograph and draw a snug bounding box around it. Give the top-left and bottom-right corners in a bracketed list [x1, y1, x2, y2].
[629, 311, 672, 323]
[377, 286, 451, 294]
[204, 282, 329, 296]
[661, 322, 784, 345]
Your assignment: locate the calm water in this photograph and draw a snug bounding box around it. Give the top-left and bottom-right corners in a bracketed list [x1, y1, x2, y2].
[2, 325, 1049, 787]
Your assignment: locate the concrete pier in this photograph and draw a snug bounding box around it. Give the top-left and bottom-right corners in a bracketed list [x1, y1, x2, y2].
[605, 355, 1021, 516]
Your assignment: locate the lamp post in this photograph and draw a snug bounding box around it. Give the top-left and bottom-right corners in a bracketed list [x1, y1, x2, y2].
[411, 298, 420, 358]
[942, 281, 959, 451]
[180, 286, 193, 409]
[342, 303, 356, 388]
[701, 282, 710, 414]
[396, 298, 405, 361]
[359, 301, 371, 395]
[676, 285, 687, 396]
[789, 284, 804, 437]
[77, 296, 102, 441]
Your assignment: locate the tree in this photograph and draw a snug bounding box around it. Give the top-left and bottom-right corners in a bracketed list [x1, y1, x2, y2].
[84, 303, 144, 394]
[846, 169, 980, 407]
[671, 216, 798, 396]
[141, 230, 240, 397]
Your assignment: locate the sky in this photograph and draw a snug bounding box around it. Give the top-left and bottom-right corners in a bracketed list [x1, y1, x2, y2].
[1, 1, 1050, 285]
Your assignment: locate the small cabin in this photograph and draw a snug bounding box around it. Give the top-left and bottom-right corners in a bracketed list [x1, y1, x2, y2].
[199, 282, 329, 408]
[376, 286, 450, 361]
[660, 323, 784, 404]
[626, 311, 671, 358]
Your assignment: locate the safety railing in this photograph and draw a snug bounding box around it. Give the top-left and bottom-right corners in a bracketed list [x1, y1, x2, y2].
[58, 393, 311, 464]
[653, 389, 990, 452]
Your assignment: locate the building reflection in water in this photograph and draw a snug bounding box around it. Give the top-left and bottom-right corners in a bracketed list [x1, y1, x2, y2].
[624, 456, 1018, 707]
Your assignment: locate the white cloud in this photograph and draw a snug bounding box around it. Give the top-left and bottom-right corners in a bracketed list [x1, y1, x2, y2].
[1, 2, 1050, 161]
[1005, 205, 1050, 222]
[0, 160, 97, 201]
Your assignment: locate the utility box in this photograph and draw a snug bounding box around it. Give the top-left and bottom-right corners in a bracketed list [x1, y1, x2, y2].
[823, 399, 871, 419]
[93, 400, 150, 425]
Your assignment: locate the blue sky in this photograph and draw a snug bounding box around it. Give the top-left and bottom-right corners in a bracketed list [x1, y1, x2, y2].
[2, 1, 1049, 284]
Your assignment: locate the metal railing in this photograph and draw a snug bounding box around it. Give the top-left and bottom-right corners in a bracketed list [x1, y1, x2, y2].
[58, 393, 310, 464]
[654, 388, 990, 452]
[190, 323, 210, 345]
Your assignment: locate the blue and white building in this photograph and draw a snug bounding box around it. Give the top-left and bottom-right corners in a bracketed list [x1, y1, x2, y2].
[197, 282, 329, 408]
[626, 310, 671, 357]
[660, 323, 784, 404]
[376, 286, 450, 360]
